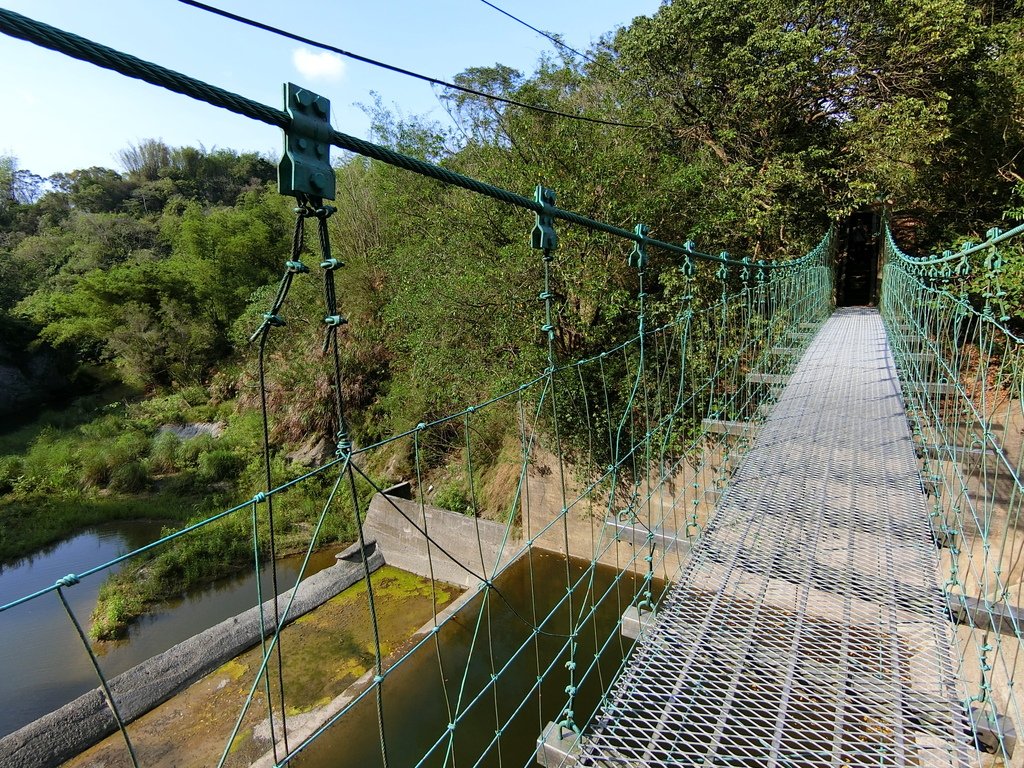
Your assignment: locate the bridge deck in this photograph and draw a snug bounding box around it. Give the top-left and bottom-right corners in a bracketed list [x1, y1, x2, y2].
[579, 308, 972, 767]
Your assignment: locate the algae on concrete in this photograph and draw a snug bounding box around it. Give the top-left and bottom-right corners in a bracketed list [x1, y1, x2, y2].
[62, 566, 460, 768]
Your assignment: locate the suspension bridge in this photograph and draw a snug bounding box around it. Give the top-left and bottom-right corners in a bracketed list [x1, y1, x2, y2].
[0, 7, 1022, 768]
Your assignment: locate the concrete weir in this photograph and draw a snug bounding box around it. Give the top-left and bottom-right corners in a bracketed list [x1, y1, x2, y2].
[0, 542, 384, 768]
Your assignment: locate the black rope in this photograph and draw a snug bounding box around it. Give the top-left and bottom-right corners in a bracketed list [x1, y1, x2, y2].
[251, 211, 313, 759]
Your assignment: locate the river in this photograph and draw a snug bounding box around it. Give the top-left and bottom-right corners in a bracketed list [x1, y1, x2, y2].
[0, 521, 339, 738]
[293, 550, 663, 768]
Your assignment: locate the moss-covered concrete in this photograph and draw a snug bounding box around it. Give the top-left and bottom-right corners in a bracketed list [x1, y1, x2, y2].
[61, 567, 459, 768]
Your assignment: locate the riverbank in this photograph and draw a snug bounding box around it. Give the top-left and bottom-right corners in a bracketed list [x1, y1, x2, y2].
[2, 543, 389, 768]
[60, 563, 458, 768]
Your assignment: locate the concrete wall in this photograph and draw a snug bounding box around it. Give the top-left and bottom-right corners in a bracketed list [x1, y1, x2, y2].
[364, 492, 523, 588]
[1, 544, 384, 768]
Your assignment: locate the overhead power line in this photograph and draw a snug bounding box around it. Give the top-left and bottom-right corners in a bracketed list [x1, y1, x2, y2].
[476, 0, 602, 67]
[174, 0, 647, 130]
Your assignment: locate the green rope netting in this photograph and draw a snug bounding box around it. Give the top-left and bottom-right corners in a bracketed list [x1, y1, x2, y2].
[0, 218, 834, 768]
[882, 219, 1024, 764]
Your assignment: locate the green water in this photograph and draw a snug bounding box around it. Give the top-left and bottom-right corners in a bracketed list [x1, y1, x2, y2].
[293, 550, 662, 768]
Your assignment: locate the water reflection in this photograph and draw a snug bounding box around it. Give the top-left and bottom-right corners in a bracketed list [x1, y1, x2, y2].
[294, 550, 662, 768]
[0, 522, 338, 737]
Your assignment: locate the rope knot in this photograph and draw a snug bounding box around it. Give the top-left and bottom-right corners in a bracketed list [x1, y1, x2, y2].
[56, 573, 80, 588]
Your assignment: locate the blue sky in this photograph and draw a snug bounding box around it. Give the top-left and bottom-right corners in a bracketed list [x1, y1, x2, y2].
[0, 0, 660, 177]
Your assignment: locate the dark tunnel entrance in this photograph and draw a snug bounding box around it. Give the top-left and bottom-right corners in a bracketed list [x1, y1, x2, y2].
[837, 209, 881, 306]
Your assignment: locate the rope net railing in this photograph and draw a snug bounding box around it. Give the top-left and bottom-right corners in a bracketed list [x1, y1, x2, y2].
[881, 218, 1024, 765]
[0, 7, 837, 767]
[0, 218, 835, 768]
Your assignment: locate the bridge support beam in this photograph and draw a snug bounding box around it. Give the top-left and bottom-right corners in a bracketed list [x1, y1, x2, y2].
[949, 594, 1024, 639]
[621, 605, 655, 640]
[916, 444, 998, 463]
[769, 346, 800, 355]
[903, 381, 958, 397]
[746, 372, 789, 386]
[607, 520, 693, 556]
[702, 418, 752, 436]
[536, 721, 580, 767]
[970, 708, 1017, 756]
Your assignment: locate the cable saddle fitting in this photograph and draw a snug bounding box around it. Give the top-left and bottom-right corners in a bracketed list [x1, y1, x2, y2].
[278, 82, 335, 200]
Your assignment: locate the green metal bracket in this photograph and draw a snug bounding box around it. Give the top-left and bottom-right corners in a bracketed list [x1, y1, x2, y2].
[531, 186, 558, 252]
[629, 224, 648, 270]
[716, 256, 729, 283]
[278, 82, 335, 200]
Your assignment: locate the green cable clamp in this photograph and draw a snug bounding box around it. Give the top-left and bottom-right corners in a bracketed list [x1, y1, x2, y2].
[531, 186, 558, 253]
[629, 224, 648, 270]
[681, 253, 696, 278]
[716, 257, 729, 284]
[278, 82, 336, 200]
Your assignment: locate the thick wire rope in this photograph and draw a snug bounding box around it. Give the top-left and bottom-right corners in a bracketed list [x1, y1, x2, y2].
[301, 195, 392, 768]
[250, 211, 314, 760]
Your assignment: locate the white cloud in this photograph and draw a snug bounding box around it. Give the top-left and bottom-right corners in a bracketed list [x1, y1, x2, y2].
[292, 47, 346, 81]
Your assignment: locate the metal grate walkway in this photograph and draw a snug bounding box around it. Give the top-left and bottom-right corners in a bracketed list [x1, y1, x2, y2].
[581, 308, 972, 767]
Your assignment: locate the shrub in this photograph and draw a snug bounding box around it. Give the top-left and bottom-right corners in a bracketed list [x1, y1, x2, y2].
[19, 431, 79, 492]
[0, 456, 22, 494]
[78, 414, 127, 440]
[112, 430, 150, 462]
[108, 460, 149, 492]
[197, 449, 245, 483]
[79, 450, 112, 489]
[434, 482, 472, 514]
[176, 434, 216, 467]
[178, 385, 208, 407]
[149, 430, 181, 474]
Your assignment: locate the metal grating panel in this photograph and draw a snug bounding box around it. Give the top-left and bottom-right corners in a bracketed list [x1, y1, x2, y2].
[581, 308, 972, 767]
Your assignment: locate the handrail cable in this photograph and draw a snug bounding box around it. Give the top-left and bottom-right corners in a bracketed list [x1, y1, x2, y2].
[886, 218, 1024, 266]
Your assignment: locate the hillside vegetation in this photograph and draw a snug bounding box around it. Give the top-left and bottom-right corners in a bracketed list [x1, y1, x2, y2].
[1, 0, 1023, 631]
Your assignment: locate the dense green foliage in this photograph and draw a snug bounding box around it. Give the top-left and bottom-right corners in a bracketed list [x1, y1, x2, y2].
[2, 0, 1024, 629]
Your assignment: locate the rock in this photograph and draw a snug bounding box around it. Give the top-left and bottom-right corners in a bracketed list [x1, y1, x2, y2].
[156, 422, 225, 440]
[285, 437, 332, 467]
[0, 340, 75, 419]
